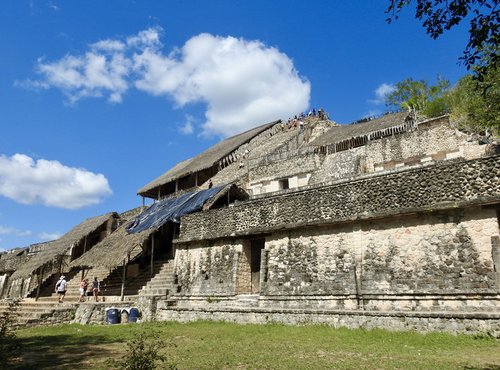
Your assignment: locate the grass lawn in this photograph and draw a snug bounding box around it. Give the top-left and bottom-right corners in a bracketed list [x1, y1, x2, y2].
[12, 321, 500, 369]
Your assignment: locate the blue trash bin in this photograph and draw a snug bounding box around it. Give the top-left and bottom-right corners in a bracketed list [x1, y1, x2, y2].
[106, 308, 120, 324]
[129, 307, 139, 323]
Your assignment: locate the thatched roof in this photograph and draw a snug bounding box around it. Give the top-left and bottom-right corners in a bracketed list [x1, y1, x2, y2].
[138, 120, 278, 197]
[118, 206, 144, 222]
[309, 112, 411, 147]
[0, 248, 28, 274]
[70, 221, 154, 269]
[10, 212, 117, 279]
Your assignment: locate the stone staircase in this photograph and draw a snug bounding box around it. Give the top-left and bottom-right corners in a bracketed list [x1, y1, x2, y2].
[99, 259, 172, 298]
[0, 267, 113, 327]
[0, 298, 77, 327]
[138, 260, 175, 297]
[0, 260, 175, 327]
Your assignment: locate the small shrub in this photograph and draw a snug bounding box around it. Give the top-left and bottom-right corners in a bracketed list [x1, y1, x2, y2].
[109, 329, 176, 370]
[0, 300, 21, 366]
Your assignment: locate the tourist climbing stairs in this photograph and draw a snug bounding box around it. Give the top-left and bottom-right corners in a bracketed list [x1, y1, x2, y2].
[0, 266, 113, 327]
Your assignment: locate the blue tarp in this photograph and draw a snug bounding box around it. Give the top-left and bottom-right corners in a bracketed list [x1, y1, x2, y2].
[127, 185, 225, 234]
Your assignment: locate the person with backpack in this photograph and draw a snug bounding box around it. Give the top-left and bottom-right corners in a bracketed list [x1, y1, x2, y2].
[92, 276, 100, 302]
[55, 275, 67, 303]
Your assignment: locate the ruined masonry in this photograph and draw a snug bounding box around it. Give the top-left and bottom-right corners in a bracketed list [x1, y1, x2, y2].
[1, 112, 499, 335]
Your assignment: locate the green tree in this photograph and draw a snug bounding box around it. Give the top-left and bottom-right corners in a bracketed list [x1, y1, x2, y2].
[385, 77, 450, 117]
[449, 65, 500, 133]
[386, 0, 499, 79]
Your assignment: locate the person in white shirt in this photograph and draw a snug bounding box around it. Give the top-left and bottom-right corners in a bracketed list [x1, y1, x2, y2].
[55, 275, 67, 303]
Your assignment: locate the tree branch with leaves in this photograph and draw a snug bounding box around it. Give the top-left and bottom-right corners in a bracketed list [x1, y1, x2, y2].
[386, 0, 499, 80]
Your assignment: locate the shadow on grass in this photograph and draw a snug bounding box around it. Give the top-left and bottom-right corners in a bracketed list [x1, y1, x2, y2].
[12, 333, 124, 370]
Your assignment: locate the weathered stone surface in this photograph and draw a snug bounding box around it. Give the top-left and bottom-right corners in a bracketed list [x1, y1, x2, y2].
[178, 155, 500, 242]
[172, 207, 499, 310]
[175, 240, 240, 296]
[157, 305, 500, 336]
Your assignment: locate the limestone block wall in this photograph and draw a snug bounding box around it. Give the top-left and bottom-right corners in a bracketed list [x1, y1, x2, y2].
[174, 240, 241, 296]
[262, 208, 499, 298]
[366, 119, 464, 166]
[171, 206, 499, 313]
[6, 277, 32, 298]
[248, 153, 320, 184]
[249, 173, 312, 195]
[178, 155, 500, 243]
[309, 119, 487, 186]
[309, 148, 364, 184]
[157, 305, 500, 336]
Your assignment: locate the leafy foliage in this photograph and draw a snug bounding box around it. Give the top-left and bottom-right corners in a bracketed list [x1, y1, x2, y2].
[448, 64, 500, 132]
[386, 0, 500, 79]
[386, 69, 499, 133]
[385, 77, 450, 116]
[108, 329, 176, 370]
[0, 300, 21, 366]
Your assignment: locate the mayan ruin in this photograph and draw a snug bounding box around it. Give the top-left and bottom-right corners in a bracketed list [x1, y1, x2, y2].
[1, 111, 499, 336]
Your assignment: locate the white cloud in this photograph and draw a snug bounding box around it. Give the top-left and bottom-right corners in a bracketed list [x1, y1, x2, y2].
[179, 115, 195, 135]
[91, 39, 126, 52]
[39, 231, 62, 241]
[48, 3, 60, 11]
[25, 28, 310, 137]
[34, 50, 131, 103]
[0, 225, 32, 237]
[369, 83, 395, 105]
[134, 33, 310, 137]
[0, 153, 112, 209]
[376, 83, 395, 101]
[127, 27, 162, 49]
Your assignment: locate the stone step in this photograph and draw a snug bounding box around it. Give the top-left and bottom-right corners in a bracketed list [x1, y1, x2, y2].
[143, 280, 174, 288]
[140, 288, 169, 296]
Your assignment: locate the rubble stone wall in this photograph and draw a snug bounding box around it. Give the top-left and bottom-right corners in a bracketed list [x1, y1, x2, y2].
[178, 155, 500, 243]
[172, 207, 499, 311]
[261, 208, 499, 301]
[157, 305, 500, 336]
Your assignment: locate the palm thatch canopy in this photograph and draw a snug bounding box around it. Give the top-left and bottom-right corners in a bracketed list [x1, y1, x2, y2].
[309, 112, 412, 147]
[10, 212, 118, 279]
[0, 248, 28, 274]
[138, 120, 278, 198]
[70, 221, 154, 269]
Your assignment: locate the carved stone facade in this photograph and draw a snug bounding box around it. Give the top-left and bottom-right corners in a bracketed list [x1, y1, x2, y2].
[160, 116, 500, 335]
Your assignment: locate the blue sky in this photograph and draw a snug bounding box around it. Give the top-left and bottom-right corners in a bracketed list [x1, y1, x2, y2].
[0, 1, 471, 251]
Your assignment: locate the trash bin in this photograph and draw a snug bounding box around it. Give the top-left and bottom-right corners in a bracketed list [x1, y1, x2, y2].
[129, 307, 139, 323]
[121, 309, 129, 324]
[106, 308, 120, 324]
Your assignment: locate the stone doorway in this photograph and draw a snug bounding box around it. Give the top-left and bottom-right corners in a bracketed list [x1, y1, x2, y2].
[249, 238, 265, 293]
[237, 238, 265, 294]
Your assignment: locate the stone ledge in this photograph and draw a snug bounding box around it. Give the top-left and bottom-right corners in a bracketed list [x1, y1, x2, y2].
[159, 305, 500, 320]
